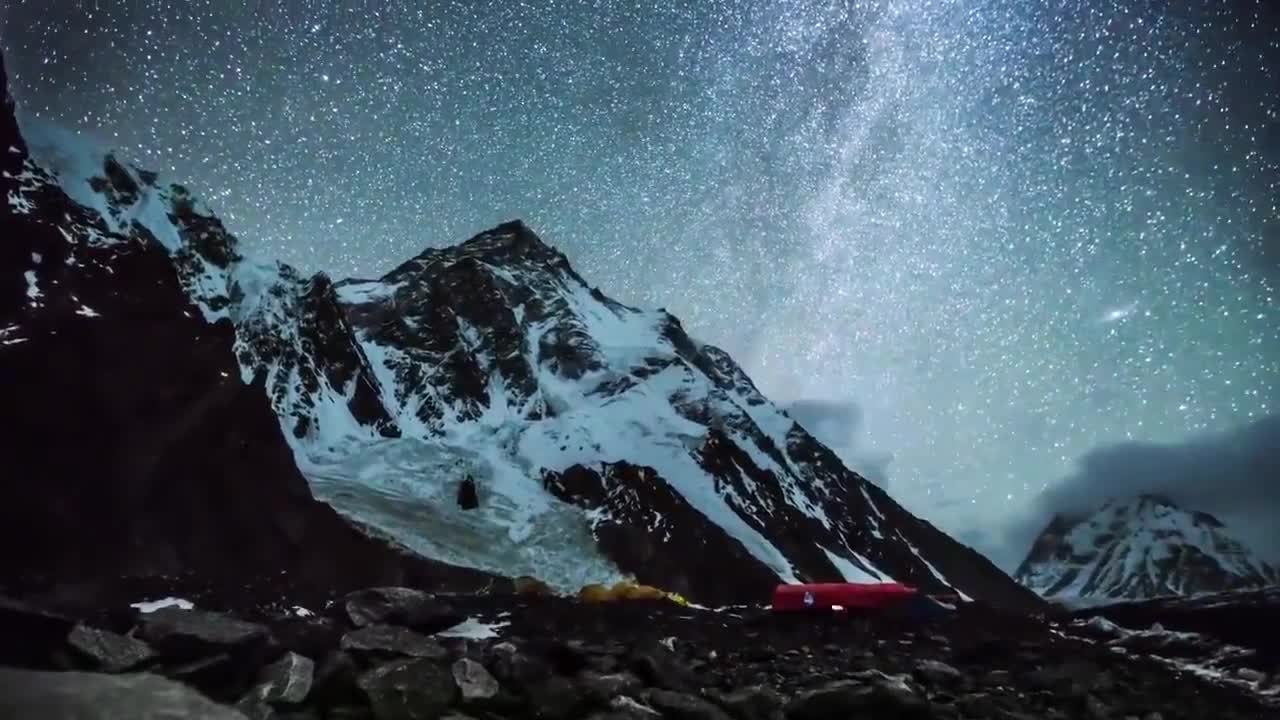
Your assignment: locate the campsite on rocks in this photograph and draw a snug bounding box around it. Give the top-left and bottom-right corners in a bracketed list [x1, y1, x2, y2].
[2, 3, 1278, 719]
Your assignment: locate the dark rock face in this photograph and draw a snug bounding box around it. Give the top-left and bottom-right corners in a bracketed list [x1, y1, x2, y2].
[1017, 495, 1279, 602]
[0, 50, 501, 606]
[343, 587, 464, 634]
[544, 462, 781, 606]
[457, 476, 479, 510]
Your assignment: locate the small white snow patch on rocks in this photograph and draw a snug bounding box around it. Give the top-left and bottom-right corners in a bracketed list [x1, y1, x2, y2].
[7, 191, 33, 214]
[610, 696, 661, 716]
[1081, 615, 1123, 635]
[23, 270, 41, 302]
[31, 252, 42, 264]
[131, 597, 195, 613]
[75, 305, 101, 318]
[290, 606, 314, 617]
[437, 618, 509, 640]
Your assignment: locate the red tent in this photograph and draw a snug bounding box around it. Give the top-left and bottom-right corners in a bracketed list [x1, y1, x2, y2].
[771, 582, 917, 612]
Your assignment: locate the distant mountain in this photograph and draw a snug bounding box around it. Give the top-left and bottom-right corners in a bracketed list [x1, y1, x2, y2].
[1, 48, 1039, 609]
[1016, 494, 1278, 605]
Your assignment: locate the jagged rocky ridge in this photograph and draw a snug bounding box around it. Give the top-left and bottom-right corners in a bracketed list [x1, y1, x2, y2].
[1015, 494, 1279, 604]
[0, 50, 499, 602]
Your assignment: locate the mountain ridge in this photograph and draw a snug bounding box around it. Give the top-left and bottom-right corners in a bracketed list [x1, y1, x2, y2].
[1015, 494, 1278, 605]
[3, 47, 1039, 609]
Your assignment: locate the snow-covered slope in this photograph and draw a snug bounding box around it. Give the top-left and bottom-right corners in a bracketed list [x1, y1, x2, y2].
[1016, 495, 1279, 605]
[5, 87, 1040, 607]
[0, 51, 498, 598]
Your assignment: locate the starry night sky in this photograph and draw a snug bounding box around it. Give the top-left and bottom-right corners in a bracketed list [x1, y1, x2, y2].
[4, 0, 1277, 568]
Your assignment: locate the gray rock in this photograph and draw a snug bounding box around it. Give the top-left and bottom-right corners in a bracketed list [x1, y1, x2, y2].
[250, 651, 314, 704]
[450, 658, 499, 701]
[67, 623, 157, 672]
[311, 650, 362, 707]
[579, 671, 644, 704]
[786, 673, 931, 720]
[357, 658, 459, 720]
[343, 587, 464, 634]
[915, 659, 965, 686]
[234, 695, 277, 720]
[712, 686, 786, 720]
[631, 645, 697, 692]
[600, 696, 663, 718]
[0, 667, 248, 719]
[139, 607, 270, 654]
[1235, 667, 1267, 684]
[641, 688, 734, 720]
[341, 624, 448, 659]
[525, 674, 587, 720]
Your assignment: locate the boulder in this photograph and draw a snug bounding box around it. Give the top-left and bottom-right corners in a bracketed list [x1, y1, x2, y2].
[710, 686, 786, 720]
[343, 588, 463, 634]
[310, 651, 363, 707]
[914, 658, 965, 688]
[578, 671, 644, 704]
[597, 696, 663, 718]
[357, 658, 459, 720]
[630, 644, 697, 693]
[641, 688, 734, 720]
[341, 624, 448, 659]
[272, 617, 342, 658]
[486, 642, 553, 690]
[457, 477, 479, 510]
[0, 667, 248, 719]
[138, 607, 271, 656]
[785, 673, 931, 720]
[161, 652, 249, 702]
[451, 658, 499, 701]
[248, 651, 315, 705]
[67, 623, 158, 672]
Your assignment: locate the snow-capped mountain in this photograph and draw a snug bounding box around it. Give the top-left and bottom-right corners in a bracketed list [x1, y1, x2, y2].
[0, 50, 497, 600]
[1016, 494, 1279, 605]
[1, 49, 1038, 608]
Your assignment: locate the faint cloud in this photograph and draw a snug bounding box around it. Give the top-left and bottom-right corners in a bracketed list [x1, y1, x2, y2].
[784, 398, 893, 490]
[996, 415, 1280, 570]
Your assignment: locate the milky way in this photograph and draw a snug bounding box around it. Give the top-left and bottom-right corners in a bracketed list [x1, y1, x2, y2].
[4, 0, 1277, 567]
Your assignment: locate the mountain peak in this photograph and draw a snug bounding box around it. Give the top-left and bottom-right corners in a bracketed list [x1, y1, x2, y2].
[375, 220, 572, 286]
[1016, 495, 1278, 604]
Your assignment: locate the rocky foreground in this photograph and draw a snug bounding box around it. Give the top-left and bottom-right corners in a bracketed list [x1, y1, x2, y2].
[1, 580, 1275, 720]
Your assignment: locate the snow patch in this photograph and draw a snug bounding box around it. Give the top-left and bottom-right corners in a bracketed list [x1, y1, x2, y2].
[131, 597, 195, 613]
[23, 270, 41, 302]
[823, 546, 893, 582]
[75, 304, 101, 318]
[438, 617, 509, 640]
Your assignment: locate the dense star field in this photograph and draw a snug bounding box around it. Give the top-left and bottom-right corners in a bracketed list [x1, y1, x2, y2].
[3, 0, 1276, 567]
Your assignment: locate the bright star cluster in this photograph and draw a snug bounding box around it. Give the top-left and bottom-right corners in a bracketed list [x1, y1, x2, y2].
[4, 0, 1276, 566]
